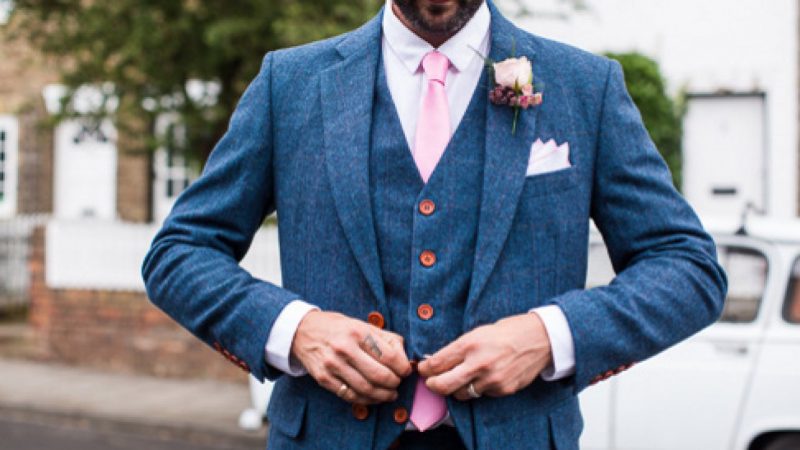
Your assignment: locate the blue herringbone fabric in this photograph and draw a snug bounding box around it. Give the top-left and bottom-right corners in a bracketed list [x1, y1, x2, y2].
[369, 55, 486, 450]
[141, 2, 728, 449]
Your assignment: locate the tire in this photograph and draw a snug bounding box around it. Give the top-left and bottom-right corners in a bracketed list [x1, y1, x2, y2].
[763, 434, 800, 450]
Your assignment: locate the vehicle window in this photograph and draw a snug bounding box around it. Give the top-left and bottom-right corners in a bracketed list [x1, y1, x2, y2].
[585, 241, 768, 323]
[783, 256, 800, 324]
[717, 246, 768, 323]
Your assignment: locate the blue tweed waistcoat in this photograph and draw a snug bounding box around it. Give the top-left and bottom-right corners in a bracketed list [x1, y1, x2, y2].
[369, 54, 486, 448]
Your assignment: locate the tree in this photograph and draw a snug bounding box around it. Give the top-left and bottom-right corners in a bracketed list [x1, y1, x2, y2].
[7, 0, 381, 163]
[605, 52, 684, 189]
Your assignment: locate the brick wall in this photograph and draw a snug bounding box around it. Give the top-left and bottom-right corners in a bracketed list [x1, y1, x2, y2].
[0, 31, 58, 215]
[116, 149, 152, 223]
[28, 227, 246, 383]
[17, 103, 54, 215]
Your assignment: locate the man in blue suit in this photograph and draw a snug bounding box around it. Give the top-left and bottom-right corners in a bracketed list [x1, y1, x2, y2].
[142, 0, 728, 448]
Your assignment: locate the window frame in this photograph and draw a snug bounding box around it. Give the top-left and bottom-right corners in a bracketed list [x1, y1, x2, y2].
[782, 254, 800, 325]
[0, 115, 19, 218]
[715, 244, 770, 324]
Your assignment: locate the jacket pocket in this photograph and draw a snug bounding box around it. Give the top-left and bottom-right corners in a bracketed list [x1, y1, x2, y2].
[547, 396, 583, 450]
[523, 165, 579, 198]
[266, 378, 308, 439]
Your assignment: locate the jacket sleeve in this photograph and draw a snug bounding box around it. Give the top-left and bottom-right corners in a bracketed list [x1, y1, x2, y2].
[141, 52, 298, 382]
[551, 59, 728, 393]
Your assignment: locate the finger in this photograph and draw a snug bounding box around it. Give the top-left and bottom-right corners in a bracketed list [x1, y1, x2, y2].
[425, 361, 477, 396]
[367, 331, 413, 377]
[418, 340, 467, 378]
[348, 346, 403, 389]
[336, 361, 398, 403]
[452, 384, 475, 402]
[328, 376, 377, 405]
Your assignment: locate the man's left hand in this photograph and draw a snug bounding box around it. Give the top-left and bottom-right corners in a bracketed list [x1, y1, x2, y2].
[417, 313, 553, 401]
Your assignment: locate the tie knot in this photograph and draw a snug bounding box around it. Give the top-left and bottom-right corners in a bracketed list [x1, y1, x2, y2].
[421, 51, 450, 85]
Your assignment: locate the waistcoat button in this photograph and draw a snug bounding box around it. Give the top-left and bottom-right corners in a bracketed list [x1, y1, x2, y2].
[417, 304, 434, 320]
[419, 199, 436, 216]
[352, 404, 370, 420]
[367, 311, 385, 329]
[393, 406, 409, 424]
[419, 250, 437, 267]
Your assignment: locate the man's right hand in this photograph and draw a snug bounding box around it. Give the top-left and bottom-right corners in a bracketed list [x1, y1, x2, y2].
[291, 311, 412, 405]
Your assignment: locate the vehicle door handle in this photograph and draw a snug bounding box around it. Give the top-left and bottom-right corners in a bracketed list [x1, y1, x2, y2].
[713, 343, 749, 356]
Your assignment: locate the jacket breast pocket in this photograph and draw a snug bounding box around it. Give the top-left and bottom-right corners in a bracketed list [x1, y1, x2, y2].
[523, 166, 580, 198]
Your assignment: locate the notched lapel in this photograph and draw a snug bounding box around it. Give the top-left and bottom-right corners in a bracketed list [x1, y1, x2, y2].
[467, 5, 542, 308]
[320, 12, 387, 307]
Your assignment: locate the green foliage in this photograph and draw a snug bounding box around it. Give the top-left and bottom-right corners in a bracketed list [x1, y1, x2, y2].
[605, 52, 684, 189]
[8, 0, 381, 162]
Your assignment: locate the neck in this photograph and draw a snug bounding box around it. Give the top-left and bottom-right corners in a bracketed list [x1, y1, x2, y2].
[391, 2, 456, 48]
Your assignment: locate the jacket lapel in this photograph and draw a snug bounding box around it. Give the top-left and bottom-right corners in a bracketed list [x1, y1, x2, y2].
[320, 11, 387, 307]
[467, 4, 541, 306]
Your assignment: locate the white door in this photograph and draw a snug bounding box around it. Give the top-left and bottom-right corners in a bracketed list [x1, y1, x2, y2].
[53, 119, 117, 220]
[683, 94, 766, 217]
[0, 115, 19, 218]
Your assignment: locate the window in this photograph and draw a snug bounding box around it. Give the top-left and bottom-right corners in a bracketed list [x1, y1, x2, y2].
[152, 114, 194, 222]
[783, 256, 800, 324]
[717, 246, 768, 323]
[0, 115, 18, 218]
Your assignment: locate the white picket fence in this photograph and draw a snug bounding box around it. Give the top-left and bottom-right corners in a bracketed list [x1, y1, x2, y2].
[45, 219, 283, 292]
[0, 214, 50, 308]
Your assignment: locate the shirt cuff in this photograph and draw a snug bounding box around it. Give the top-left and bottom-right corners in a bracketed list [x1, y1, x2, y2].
[265, 300, 319, 377]
[530, 305, 576, 381]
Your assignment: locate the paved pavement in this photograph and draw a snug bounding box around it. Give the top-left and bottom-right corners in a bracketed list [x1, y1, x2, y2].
[0, 411, 259, 450]
[0, 358, 267, 449]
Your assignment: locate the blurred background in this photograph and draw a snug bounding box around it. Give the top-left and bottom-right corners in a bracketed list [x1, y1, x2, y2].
[0, 1, 798, 449]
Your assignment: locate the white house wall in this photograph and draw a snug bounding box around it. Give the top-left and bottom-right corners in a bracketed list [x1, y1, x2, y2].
[505, 0, 799, 218]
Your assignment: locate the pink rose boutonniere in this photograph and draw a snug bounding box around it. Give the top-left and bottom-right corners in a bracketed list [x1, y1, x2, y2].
[473, 45, 543, 134]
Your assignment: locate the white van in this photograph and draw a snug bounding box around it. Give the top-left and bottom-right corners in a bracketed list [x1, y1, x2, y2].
[580, 215, 800, 450]
[242, 215, 800, 450]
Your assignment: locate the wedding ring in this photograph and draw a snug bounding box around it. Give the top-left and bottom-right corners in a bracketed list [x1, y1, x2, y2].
[467, 382, 481, 399]
[337, 383, 349, 398]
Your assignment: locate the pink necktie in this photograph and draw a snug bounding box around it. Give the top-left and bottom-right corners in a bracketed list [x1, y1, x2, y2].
[410, 375, 448, 432]
[409, 51, 451, 432]
[413, 51, 451, 183]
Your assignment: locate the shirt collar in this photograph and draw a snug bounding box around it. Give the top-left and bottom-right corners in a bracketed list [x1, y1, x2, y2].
[382, 0, 491, 74]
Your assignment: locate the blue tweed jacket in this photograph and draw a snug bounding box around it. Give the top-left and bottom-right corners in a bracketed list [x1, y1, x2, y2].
[142, 2, 728, 449]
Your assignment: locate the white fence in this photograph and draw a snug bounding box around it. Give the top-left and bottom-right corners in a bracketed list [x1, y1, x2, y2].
[0, 214, 50, 308]
[45, 219, 283, 292]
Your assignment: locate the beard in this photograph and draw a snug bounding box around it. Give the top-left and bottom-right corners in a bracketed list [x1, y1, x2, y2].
[393, 0, 484, 35]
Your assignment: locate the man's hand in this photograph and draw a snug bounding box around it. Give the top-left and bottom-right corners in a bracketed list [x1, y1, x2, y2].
[418, 313, 553, 401]
[292, 311, 412, 405]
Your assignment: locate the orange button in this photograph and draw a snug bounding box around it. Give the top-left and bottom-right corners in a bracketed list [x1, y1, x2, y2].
[352, 404, 369, 420]
[393, 407, 409, 424]
[419, 200, 436, 216]
[367, 311, 385, 329]
[419, 250, 437, 267]
[417, 304, 434, 320]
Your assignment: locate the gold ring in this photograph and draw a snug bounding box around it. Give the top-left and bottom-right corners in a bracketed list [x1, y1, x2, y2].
[337, 383, 349, 398]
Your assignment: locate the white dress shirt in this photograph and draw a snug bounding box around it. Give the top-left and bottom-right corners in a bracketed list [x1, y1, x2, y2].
[264, 0, 575, 381]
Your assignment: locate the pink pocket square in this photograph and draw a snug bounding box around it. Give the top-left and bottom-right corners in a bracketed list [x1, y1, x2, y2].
[526, 138, 571, 176]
